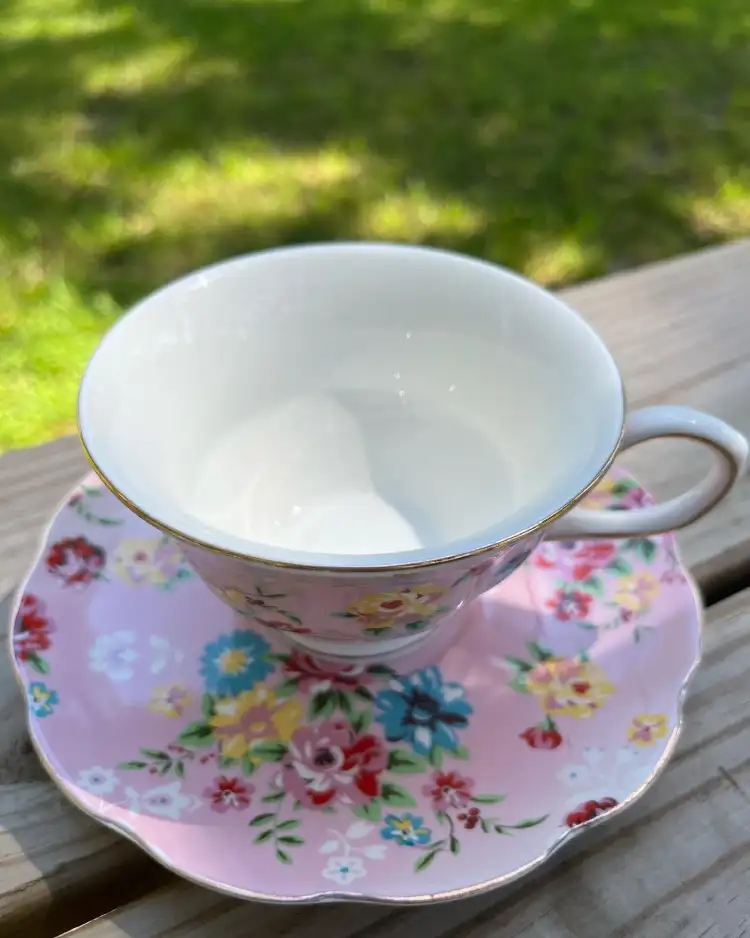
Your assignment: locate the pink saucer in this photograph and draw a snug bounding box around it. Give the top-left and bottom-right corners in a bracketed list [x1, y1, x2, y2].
[10, 471, 700, 904]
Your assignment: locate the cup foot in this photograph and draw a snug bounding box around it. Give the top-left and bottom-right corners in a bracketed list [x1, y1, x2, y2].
[288, 630, 429, 659]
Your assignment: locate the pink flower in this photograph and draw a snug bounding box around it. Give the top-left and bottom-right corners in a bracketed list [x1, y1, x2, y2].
[281, 651, 367, 694]
[422, 770, 474, 811]
[281, 720, 387, 809]
[203, 775, 253, 813]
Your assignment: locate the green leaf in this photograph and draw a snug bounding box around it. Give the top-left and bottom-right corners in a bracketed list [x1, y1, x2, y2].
[414, 849, 440, 873]
[142, 748, 170, 761]
[580, 576, 603, 596]
[366, 664, 397, 678]
[638, 538, 658, 563]
[253, 829, 274, 844]
[175, 760, 186, 779]
[275, 848, 293, 864]
[248, 813, 275, 827]
[471, 794, 506, 804]
[309, 691, 336, 720]
[330, 611, 356, 619]
[451, 745, 470, 761]
[27, 653, 49, 675]
[351, 710, 373, 735]
[158, 762, 172, 776]
[276, 819, 300, 830]
[118, 760, 147, 770]
[241, 754, 257, 777]
[387, 748, 427, 773]
[218, 755, 238, 769]
[611, 479, 638, 496]
[405, 619, 428, 632]
[335, 689, 353, 716]
[511, 815, 549, 829]
[249, 741, 287, 763]
[201, 694, 216, 718]
[354, 685, 374, 702]
[353, 799, 382, 822]
[364, 627, 391, 637]
[606, 557, 632, 576]
[277, 835, 304, 846]
[480, 818, 491, 833]
[427, 746, 444, 769]
[262, 790, 286, 804]
[527, 641, 554, 662]
[449, 835, 460, 855]
[273, 678, 299, 700]
[380, 782, 417, 807]
[508, 673, 530, 695]
[178, 721, 214, 747]
[494, 825, 511, 835]
[505, 655, 533, 672]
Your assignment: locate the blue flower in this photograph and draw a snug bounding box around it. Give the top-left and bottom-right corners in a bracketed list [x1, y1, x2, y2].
[374, 666, 472, 755]
[28, 682, 59, 718]
[200, 630, 274, 696]
[381, 812, 432, 846]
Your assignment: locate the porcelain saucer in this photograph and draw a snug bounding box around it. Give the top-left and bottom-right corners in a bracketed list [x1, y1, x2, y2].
[10, 471, 700, 904]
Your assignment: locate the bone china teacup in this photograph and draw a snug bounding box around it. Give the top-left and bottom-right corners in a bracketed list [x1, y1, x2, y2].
[78, 243, 748, 657]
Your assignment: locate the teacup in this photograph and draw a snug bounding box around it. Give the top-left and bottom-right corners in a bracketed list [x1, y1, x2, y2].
[78, 243, 748, 657]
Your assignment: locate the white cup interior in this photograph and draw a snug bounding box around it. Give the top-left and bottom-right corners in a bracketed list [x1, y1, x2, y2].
[79, 243, 624, 568]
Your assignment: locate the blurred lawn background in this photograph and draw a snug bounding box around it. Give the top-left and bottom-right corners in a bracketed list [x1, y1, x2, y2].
[1, 0, 749, 451]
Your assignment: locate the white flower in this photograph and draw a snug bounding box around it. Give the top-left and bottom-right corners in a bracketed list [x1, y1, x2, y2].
[346, 820, 374, 839]
[77, 766, 119, 795]
[126, 781, 196, 820]
[89, 631, 138, 681]
[321, 856, 367, 885]
[149, 635, 184, 675]
[363, 843, 387, 859]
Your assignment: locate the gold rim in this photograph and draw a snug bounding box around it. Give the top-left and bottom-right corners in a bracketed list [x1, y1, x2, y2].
[7, 471, 702, 906]
[77, 380, 627, 574]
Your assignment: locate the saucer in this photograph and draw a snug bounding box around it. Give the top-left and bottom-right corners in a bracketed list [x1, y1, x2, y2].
[10, 471, 700, 904]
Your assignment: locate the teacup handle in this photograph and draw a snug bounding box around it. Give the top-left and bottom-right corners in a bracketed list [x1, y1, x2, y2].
[547, 405, 748, 540]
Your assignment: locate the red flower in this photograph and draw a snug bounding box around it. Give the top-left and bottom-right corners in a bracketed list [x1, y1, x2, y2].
[281, 650, 367, 693]
[565, 797, 618, 827]
[203, 775, 253, 813]
[569, 542, 617, 581]
[341, 734, 388, 799]
[456, 806, 481, 830]
[520, 725, 563, 750]
[14, 594, 54, 660]
[545, 588, 592, 622]
[46, 536, 105, 587]
[423, 770, 475, 811]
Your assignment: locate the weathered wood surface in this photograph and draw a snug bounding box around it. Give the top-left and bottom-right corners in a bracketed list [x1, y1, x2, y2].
[54, 588, 750, 938]
[0, 239, 749, 937]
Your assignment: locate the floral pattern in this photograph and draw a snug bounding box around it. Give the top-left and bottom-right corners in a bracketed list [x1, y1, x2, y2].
[46, 536, 105, 587]
[14, 593, 54, 674]
[12, 468, 697, 898]
[68, 486, 124, 526]
[332, 586, 449, 636]
[111, 536, 193, 589]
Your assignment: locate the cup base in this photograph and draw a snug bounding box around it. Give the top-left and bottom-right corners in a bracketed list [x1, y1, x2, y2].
[288, 630, 430, 659]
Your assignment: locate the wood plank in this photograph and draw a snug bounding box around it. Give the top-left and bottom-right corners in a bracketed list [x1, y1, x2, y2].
[1, 240, 749, 936]
[46, 587, 750, 938]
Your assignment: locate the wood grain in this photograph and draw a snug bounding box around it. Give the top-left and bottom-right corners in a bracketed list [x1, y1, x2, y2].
[63, 587, 750, 938]
[1, 240, 749, 936]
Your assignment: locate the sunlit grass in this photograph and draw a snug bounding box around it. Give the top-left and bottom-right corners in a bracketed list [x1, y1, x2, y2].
[1, 0, 749, 450]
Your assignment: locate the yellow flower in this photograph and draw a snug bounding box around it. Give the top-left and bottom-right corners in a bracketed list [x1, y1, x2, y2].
[627, 713, 669, 747]
[112, 537, 184, 587]
[525, 658, 615, 719]
[149, 683, 192, 719]
[614, 573, 660, 612]
[346, 585, 447, 630]
[209, 684, 303, 762]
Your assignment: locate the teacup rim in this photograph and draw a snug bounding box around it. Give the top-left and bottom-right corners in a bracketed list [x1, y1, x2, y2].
[77, 242, 627, 573]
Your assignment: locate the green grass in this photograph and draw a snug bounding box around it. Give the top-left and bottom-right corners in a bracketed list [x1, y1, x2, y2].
[1, 0, 749, 450]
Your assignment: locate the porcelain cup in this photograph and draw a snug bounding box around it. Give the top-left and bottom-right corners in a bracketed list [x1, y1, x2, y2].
[78, 243, 748, 656]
